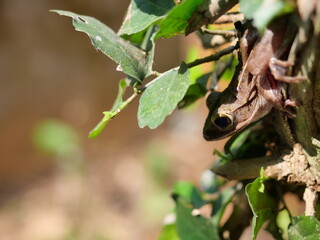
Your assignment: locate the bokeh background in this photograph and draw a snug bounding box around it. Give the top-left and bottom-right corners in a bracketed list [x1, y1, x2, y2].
[0, 0, 223, 239]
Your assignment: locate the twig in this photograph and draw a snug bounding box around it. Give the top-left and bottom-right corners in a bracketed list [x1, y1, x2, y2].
[214, 13, 245, 24]
[187, 43, 238, 69]
[202, 28, 238, 37]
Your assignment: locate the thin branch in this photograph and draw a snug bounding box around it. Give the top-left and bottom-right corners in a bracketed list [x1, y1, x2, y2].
[214, 13, 244, 24]
[212, 144, 320, 191]
[202, 28, 238, 37]
[187, 43, 238, 69]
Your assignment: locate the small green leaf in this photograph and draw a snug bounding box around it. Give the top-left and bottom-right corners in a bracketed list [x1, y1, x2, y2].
[89, 79, 128, 138]
[158, 223, 180, 240]
[118, 0, 175, 36]
[138, 62, 190, 129]
[224, 125, 253, 155]
[223, 121, 271, 160]
[246, 178, 277, 240]
[175, 197, 219, 240]
[173, 181, 206, 208]
[32, 120, 79, 155]
[88, 118, 110, 139]
[288, 216, 320, 240]
[111, 79, 129, 111]
[239, 0, 294, 31]
[51, 10, 154, 80]
[156, 0, 204, 39]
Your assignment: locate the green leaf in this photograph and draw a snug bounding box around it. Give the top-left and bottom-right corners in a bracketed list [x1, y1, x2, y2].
[157, 0, 204, 39]
[138, 62, 190, 129]
[288, 216, 320, 240]
[89, 79, 128, 138]
[178, 72, 210, 109]
[245, 178, 277, 240]
[175, 197, 219, 240]
[111, 79, 129, 111]
[239, 0, 294, 31]
[118, 0, 175, 36]
[51, 10, 154, 80]
[32, 120, 79, 155]
[223, 121, 272, 160]
[173, 181, 206, 209]
[158, 223, 180, 240]
[224, 126, 252, 155]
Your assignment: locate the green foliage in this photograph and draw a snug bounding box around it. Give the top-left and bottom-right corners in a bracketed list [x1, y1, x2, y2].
[32, 119, 79, 155]
[288, 216, 320, 240]
[158, 223, 180, 240]
[138, 63, 190, 129]
[118, 0, 175, 36]
[156, 0, 205, 39]
[52, 1, 314, 239]
[51, 10, 154, 80]
[245, 175, 278, 240]
[175, 196, 219, 240]
[173, 181, 206, 209]
[89, 79, 129, 138]
[239, 0, 294, 31]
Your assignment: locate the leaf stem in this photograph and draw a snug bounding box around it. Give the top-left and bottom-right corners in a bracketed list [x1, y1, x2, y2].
[186, 43, 239, 69]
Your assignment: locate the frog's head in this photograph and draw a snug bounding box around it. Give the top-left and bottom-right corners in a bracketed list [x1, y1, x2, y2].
[203, 110, 237, 141]
[203, 91, 237, 141]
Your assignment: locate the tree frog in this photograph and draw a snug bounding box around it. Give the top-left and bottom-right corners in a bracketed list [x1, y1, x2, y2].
[203, 15, 304, 141]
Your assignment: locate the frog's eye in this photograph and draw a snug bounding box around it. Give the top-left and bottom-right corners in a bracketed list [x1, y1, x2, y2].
[211, 114, 234, 130]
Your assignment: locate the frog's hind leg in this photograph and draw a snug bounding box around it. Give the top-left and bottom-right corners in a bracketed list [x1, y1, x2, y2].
[269, 57, 306, 83]
[256, 73, 296, 117]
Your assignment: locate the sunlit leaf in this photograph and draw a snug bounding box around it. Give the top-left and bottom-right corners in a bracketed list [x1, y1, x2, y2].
[51, 10, 154, 80]
[157, 0, 204, 39]
[173, 181, 206, 208]
[158, 223, 180, 240]
[89, 79, 128, 138]
[32, 120, 79, 155]
[239, 0, 294, 31]
[118, 0, 175, 36]
[138, 62, 190, 129]
[288, 216, 320, 240]
[245, 177, 277, 240]
[175, 197, 219, 240]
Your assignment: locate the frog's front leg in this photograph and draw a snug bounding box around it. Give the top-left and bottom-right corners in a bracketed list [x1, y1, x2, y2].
[269, 57, 306, 83]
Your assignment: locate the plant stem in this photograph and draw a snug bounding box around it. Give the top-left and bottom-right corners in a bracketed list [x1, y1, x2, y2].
[187, 43, 238, 69]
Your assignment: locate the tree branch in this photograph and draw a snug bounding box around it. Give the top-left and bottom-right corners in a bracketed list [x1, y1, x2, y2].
[212, 144, 320, 191]
[303, 187, 318, 216]
[186, 43, 238, 68]
[186, 0, 239, 35]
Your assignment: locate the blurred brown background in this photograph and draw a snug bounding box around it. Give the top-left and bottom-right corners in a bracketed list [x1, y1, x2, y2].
[0, 0, 218, 239]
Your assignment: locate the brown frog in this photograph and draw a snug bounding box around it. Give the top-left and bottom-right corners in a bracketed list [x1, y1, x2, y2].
[203, 15, 304, 141]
